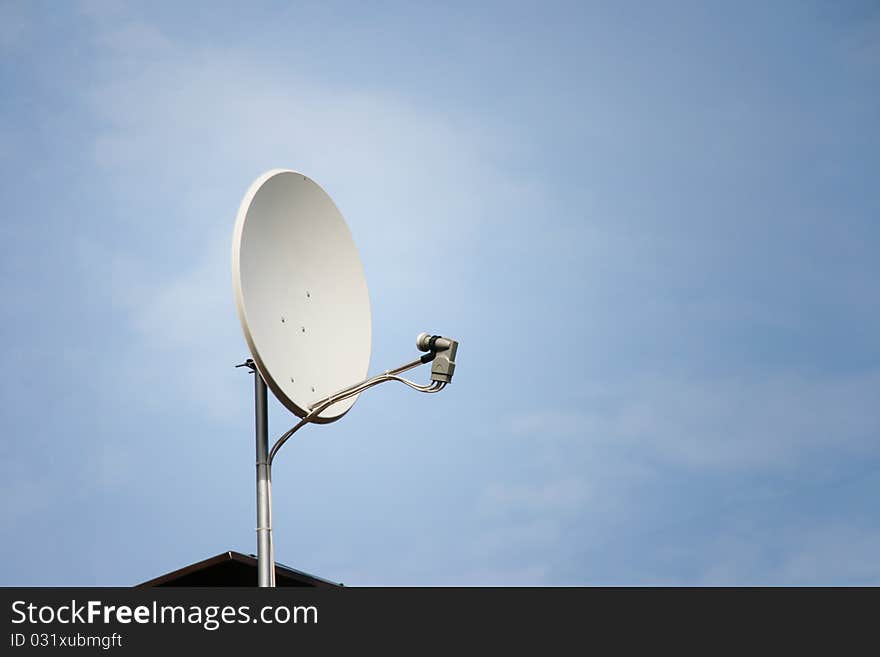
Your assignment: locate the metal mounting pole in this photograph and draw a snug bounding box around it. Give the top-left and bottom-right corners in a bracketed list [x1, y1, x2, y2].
[253, 362, 275, 587]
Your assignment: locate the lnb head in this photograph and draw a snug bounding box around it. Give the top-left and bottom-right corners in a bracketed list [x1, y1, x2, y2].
[416, 332, 458, 384]
[417, 332, 455, 353]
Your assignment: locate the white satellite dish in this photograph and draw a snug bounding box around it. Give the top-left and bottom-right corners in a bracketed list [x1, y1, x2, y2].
[231, 168, 459, 588]
[232, 169, 372, 422]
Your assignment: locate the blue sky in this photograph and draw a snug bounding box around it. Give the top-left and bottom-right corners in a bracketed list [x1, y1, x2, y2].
[1, 0, 879, 585]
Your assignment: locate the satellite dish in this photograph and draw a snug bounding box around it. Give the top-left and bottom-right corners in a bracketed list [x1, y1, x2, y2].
[232, 169, 372, 423]
[231, 168, 458, 588]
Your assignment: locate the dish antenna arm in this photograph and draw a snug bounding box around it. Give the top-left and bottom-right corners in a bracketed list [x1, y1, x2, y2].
[266, 333, 458, 466]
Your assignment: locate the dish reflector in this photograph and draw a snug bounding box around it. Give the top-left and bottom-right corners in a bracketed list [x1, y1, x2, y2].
[232, 170, 371, 422]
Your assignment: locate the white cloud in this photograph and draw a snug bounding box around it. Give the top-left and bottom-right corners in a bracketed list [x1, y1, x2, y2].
[777, 523, 880, 585]
[479, 477, 590, 516]
[508, 371, 880, 471]
[83, 29, 534, 275]
[510, 411, 594, 438]
[95, 20, 171, 54]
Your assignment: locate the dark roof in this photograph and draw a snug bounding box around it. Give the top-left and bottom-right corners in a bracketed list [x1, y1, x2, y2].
[137, 551, 341, 588]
